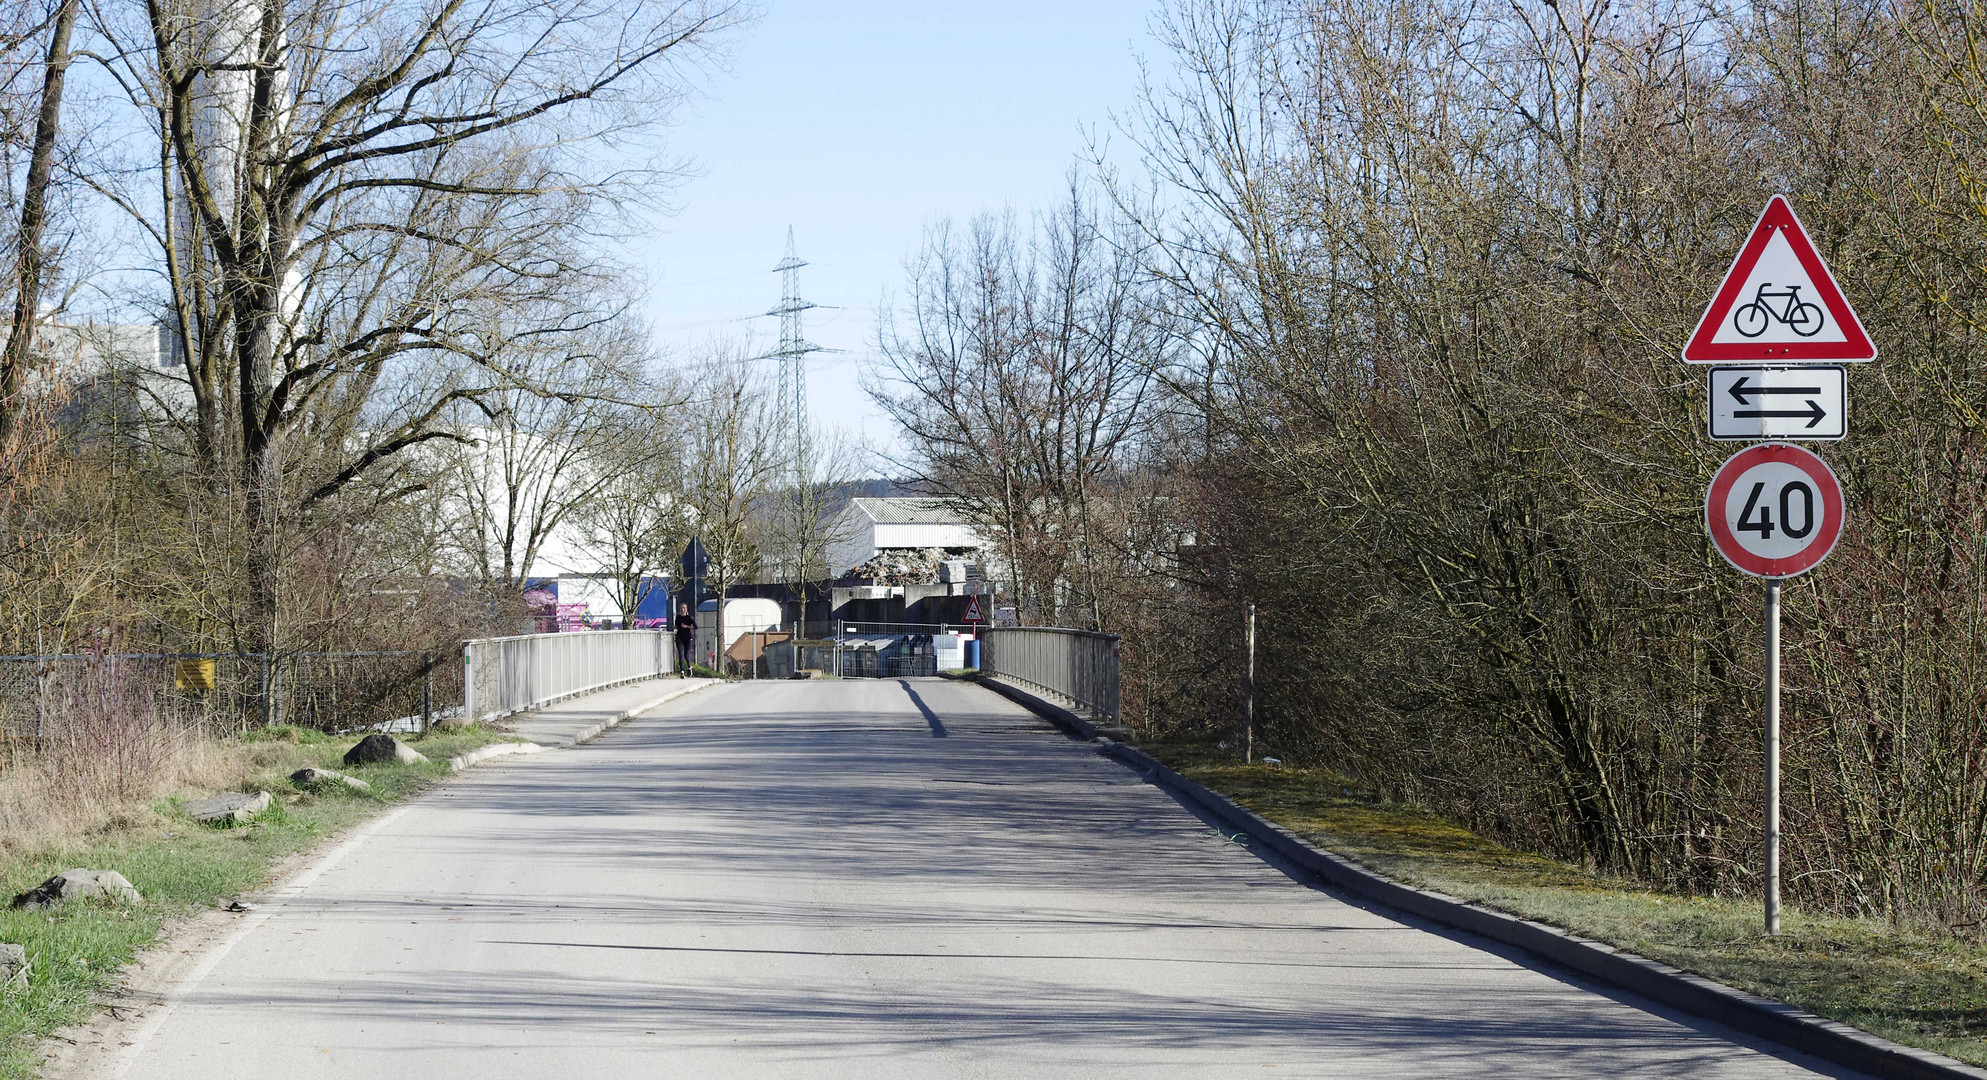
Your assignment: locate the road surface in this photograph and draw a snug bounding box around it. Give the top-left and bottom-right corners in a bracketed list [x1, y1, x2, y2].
[108, 679, 1860, 1079]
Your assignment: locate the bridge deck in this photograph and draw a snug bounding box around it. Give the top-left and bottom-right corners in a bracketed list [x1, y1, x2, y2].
[110, 679, 1853, 1079]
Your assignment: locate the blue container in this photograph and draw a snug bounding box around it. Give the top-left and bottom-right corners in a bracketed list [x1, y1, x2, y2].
[965, 639, 980, 670]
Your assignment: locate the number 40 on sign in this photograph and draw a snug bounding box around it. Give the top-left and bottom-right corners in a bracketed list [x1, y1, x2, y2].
[1705, 442, 1844, 579]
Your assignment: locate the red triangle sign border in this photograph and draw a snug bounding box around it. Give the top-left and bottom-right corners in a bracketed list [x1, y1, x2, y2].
[1681, 195, 1875, 363]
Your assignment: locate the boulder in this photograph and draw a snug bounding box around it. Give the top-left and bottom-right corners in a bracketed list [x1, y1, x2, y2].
[12, 869, 142, 909]
[0, 943, 24, 986]
[343, 733, 428, 766]
[429, 707, 473, 731]
[289, 767, 371, 792]
[186, 791, 272, 825]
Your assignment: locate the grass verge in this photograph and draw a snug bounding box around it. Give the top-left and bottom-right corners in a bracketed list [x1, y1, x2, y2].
[1136, 735, 1987, 1068]
[0, 724, 515, 1079]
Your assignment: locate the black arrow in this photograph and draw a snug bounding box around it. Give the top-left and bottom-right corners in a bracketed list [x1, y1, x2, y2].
[1727, 374, 1822, 405]
[1734, 399, 1827, 428]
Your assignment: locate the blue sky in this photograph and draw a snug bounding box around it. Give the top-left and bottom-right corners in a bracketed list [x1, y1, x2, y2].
[629, 0, 1164, 470]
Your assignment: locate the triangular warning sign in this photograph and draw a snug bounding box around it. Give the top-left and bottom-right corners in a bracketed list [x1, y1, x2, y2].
[1682, 195, 1874, 363]
[962, 596, 984, 623]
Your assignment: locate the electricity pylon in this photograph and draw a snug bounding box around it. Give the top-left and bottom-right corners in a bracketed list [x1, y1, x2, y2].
[762, 228, 832, 600]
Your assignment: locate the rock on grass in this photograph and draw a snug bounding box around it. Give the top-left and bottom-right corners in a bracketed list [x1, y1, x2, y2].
[343, 734, 428, 766]
[289, 767, 371, 792]
[185, 791, 272, 826]
[11, 869, 142, 909]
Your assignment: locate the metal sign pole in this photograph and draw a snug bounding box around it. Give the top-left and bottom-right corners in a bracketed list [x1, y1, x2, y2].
[1764, 576, 1782, 936]
[1245, 603, 1257, 765]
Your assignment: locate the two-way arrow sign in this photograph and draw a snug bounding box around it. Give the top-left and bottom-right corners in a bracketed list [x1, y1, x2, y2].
[1707, 366, 1845, 441]
[1727, 375, 1828, 427]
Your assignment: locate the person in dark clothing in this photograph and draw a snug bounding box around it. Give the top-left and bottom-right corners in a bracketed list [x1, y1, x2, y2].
[674, 603, 697, 675]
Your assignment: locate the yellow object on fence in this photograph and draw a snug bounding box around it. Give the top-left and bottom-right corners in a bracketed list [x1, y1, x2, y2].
[174, 659, 215, 691]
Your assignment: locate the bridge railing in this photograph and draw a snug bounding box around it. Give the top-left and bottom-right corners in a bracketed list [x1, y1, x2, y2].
[979, 627, 1120, 721]
[462, 631, 671, 723]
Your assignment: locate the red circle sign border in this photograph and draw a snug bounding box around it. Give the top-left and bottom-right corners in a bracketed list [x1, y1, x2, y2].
[1704, 443, 1844, 579]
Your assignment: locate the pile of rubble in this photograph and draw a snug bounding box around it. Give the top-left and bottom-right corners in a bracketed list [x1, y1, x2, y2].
[847, 548, 946, 587]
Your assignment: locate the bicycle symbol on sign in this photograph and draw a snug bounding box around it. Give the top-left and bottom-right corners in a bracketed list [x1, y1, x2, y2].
[1732, 282, 1824, 338]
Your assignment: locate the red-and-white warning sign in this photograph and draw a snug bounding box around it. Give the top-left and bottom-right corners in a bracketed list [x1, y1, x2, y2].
[1705, 442, 1845, 579]
[961, 596, 985, 623]
[1682, 195, 1874, 364]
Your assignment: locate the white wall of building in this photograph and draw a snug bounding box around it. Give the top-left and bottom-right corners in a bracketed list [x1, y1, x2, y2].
[826, 500, 989, 577]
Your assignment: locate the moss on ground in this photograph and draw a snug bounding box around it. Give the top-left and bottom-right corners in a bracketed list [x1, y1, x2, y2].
[1138, 735, 1987, 1068]
[0, 724, 514, 1079]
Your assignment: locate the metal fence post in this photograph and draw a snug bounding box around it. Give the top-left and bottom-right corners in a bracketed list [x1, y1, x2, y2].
[421, 651, 433, 734]
[462, 647, 475, 726]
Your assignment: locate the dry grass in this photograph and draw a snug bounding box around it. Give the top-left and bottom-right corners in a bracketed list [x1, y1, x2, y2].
[0, 734, 229, 855]
[0, 653, 356, 853]
[0, 653, 261, 852]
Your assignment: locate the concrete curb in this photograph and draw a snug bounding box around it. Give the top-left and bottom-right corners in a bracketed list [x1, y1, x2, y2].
[975, 676, 1985, 1080]
[555, 679, 716, 748]
[444, 741, 546, 772]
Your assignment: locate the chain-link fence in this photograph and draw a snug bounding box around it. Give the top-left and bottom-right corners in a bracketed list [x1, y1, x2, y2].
[0, 650, 464, 741]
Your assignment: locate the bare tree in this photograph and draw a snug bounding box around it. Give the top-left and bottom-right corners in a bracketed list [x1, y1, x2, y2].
[440, 311, 648, 591]
[0, 0, 79, 445]
[870, 178, 1164, 629]
[87, 0, 740, 668]
[757, 422, 862, 605]
[567, 370, 695, 624]
[679, 342, 774, 660]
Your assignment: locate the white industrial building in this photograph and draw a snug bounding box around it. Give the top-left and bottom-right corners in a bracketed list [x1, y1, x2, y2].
[824, 498, 988, 577]
[17, 321, 192, 412]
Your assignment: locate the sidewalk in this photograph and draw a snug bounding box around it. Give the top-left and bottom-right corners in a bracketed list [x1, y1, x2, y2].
[498, 677, 718, 748]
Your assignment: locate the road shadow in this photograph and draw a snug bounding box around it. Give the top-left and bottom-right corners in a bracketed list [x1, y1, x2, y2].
[262, 677, 1863, 1079]
[899, 678, 946, 737]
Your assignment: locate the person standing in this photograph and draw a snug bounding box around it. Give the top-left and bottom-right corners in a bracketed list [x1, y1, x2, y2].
[674, 602, 697, 676]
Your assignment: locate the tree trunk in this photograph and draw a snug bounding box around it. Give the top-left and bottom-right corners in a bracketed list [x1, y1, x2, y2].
[0, 0, 80, 446]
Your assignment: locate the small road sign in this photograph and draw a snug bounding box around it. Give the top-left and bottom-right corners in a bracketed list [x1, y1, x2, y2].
[1705, 442, 1844, 578]
[962, 596, 985, 624]
[1707, 366, 1845, 440]
[1683, 195, 1875, 363]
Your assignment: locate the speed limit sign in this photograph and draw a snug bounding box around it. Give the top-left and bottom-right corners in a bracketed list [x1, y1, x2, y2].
[1705, 442, 1844, 578]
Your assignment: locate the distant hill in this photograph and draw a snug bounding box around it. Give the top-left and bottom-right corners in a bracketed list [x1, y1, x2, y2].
[749, 477, 924, 523]
[841, 477, 920, 501]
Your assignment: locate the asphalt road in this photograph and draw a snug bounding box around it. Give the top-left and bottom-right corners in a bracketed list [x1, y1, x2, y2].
[111, 679, 1862, 1079]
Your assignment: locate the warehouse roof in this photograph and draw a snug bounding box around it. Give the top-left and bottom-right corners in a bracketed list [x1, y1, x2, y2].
[849, 497, 967, 525]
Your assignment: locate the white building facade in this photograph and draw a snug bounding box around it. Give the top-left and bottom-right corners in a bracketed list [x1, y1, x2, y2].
[824, 498, 989, 577]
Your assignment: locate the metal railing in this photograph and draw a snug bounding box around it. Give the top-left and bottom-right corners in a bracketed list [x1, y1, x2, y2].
[979, 627, 1120, 721]
[462, 630, 671, 723]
